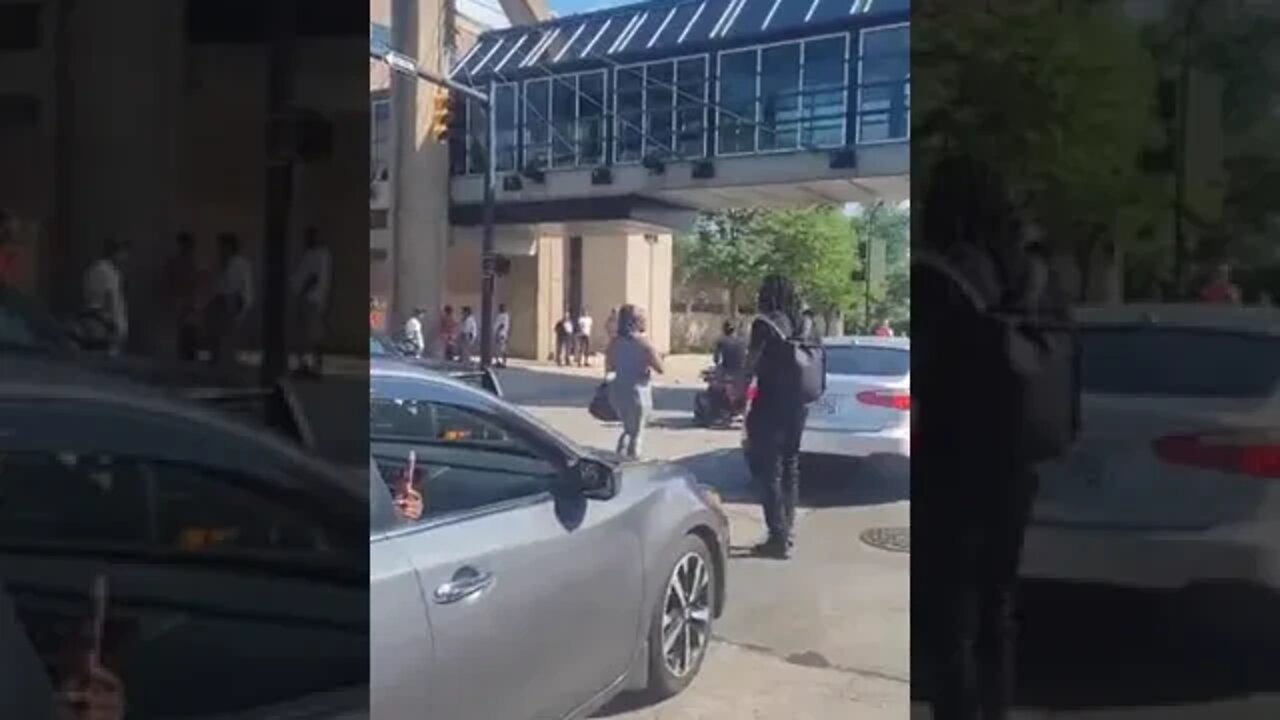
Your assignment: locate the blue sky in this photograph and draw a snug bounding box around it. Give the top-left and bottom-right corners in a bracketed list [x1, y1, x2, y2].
[550, 0, 633, 16]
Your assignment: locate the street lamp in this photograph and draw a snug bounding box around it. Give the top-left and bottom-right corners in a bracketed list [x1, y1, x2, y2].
[370, 48, 498, 369]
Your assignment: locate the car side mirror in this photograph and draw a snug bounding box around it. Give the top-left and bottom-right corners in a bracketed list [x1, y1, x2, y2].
[567, 458, 618, 500]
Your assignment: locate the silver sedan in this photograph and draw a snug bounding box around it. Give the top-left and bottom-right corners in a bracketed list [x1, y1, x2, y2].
[370, 358, 730, 720]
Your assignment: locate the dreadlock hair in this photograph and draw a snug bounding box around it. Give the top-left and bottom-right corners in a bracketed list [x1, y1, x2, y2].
[922, 153, 1020, 254]
[757, 274, 801, 331]
[616, 303, 640, 338]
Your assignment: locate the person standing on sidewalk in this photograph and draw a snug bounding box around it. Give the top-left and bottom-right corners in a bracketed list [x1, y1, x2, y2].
[82, 238, 131, 355]
[289, 226, 332, 376]
[605, 305, 663, 458]
[575, 307, 594, 366]
[604, 307, 618, 342]
[555, 312, 574, 366]
[438, 305, 458, 360]
[494, 304, 511, 367]
[741, 274, 808, 559]
[458, 306, 478, 364]
[403, 308, 426, 357]
[208, 232, 253, 369]
[160, 233, 207, 362]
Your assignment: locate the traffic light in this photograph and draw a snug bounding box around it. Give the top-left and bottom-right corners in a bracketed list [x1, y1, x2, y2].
[429, 89, 451, 142]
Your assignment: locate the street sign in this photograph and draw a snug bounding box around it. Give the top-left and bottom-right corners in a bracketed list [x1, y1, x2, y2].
[383, 50, 419, 77]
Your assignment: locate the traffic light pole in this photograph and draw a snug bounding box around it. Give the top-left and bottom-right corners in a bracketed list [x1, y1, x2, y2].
[372, 50, 498, 369]
[478, 79, 497, 370]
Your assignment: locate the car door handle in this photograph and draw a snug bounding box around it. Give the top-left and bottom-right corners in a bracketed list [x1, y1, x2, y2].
[433, 568, 495, 604]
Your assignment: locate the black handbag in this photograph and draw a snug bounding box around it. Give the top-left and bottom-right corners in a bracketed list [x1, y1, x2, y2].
[589, 381, 618, 422]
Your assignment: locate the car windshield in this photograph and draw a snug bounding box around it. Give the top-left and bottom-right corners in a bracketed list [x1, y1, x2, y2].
[1081, 326, 1280, 398]
[825, 345, 909, 377]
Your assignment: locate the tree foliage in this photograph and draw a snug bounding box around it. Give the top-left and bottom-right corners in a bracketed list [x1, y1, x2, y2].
[677, 209, 771, 315]
[757, 207, 857, 315]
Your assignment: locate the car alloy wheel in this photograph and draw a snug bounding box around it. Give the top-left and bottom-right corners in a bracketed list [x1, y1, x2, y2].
[660, 551, 712, 678]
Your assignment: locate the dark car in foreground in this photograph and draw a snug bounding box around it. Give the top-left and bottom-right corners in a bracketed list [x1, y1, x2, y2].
[0, 359, 367, 718]
[370, 359, 728, 720]
[369, 333, 503, 397]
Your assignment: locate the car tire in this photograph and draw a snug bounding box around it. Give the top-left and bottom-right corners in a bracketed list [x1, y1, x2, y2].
[642, 533, 717, 701]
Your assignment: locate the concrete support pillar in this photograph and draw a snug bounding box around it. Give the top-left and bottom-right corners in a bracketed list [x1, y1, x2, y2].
[60, 0, 184, 347]
[582, 233, 672, 355]
[390, 0, 450, 328]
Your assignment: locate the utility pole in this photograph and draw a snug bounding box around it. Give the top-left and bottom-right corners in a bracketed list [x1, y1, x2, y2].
[372, 47, 497, 369]
[1173, 0, 1206, 293]
[263, 0, 295, 385]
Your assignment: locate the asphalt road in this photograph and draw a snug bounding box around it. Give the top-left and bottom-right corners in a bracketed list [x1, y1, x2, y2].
[496, 365, 911, 720]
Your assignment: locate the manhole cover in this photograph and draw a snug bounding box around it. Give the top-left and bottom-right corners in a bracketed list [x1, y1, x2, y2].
[860, 526, 910, 553]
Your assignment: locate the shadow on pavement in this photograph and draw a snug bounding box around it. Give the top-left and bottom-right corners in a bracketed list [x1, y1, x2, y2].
[911, 580, 1280, 712]
[676, 450, 909, 508]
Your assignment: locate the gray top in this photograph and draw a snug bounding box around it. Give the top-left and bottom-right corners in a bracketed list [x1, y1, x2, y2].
[609, 336, 652, 388]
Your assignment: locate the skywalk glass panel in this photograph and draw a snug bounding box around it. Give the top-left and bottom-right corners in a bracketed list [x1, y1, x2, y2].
[717, 48, 758, 155]
[654, 1, 703, 47]
[675, 56, 709, 158]
[856, 23, 908, 143]
[579, 71, 607, 165]
[724, 0, 777, 39]
[800, 34, 846, 148]
[759, 42, 802, 151]
[614, 66, 644, 163]
[621, 11, 664, 54]
[551, 21, 590, 63]
[524, 78, 552, 168]
[495, 83, 519, 171]
[771, 0, 817, 28]
[683, 0, 735, 44]
[465, 96, 488, 175]
[581, 12, 632, 61]
[807, 0, 852, 26]
[644, 61, 676, 157]
[552, 76, 578, 167]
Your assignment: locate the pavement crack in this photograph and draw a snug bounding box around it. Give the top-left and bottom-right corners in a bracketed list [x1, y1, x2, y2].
[710, 634, 910, 685]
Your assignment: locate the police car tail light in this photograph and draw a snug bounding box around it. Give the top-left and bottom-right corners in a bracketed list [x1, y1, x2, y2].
[1153, 431, 1280, 479]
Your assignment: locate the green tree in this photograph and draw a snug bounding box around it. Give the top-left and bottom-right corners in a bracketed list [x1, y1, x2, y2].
[757, 207, 857, 318]
[852, 203, 910, 329]
[915, 1, 1160, 295]
[677, 209, 770, 316]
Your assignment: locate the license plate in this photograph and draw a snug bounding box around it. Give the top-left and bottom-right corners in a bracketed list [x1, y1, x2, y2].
[814, 397, 838, 415]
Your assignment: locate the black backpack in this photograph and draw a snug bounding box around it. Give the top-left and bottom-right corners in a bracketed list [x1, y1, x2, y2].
[915, 249, 1080, 464]
[756, 314, 827, 404]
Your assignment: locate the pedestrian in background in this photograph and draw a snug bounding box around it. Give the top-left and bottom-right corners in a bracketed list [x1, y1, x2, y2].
[741, 275, 809, 559]
[494, 303, 511, 367]
[403, 308, 426, 357]
[874, 318, 895, 337]
[605, 307, 618, 341]
[459, 306, 478, 363]
[576, 307, 594, 366]
[160, 232, 207, 362]
[555, 312, 574, 365]
[438, 305, 457, 360]
[208, 232, 253, 368]
[605, 304, 662, 458]
[290, 226, 331, 376]
[82, 238, 131, 355]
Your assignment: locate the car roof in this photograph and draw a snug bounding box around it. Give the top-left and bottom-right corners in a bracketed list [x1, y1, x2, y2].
[1073, 303, 1280, 335]
[823, 335, 911, 350]
[370, 357, 500, 406]
[0, 354, 354, 487]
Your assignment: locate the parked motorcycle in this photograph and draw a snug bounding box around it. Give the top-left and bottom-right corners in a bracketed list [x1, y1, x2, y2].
[693, 366, 747, 428]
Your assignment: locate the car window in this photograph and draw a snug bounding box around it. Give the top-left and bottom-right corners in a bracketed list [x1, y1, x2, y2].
[825, 345, 909, 376]
[1081, 327, 1280, 398]
[371, 401, 558, 524]
[0, 451, 335, 558]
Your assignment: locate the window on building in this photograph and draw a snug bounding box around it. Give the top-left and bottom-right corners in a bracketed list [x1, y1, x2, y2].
[857, 25, 909, 143]
[760, 42, 802, 151]
[578, 71, 606, 165]
[614, 67, 644, 164]
[674, 57, 708, 158]
[369, 22, 391, 54]
[800, 35, 847, 148]
[523, 79, 551, 168]
[370, 99, 391, 179]
[551, 76, 578, 167]
[717, 49, 757, 155]
[644, 61, 675, 158]
[495, 84, 518, 172]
